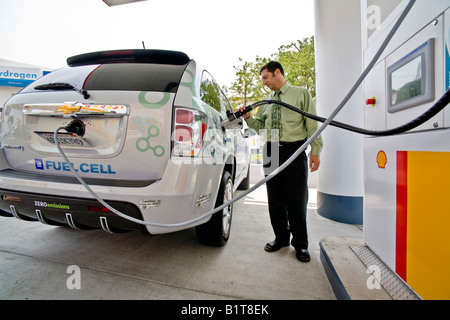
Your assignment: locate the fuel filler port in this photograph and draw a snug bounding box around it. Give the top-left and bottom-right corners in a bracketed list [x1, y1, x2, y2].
[66, 119, 86, 137]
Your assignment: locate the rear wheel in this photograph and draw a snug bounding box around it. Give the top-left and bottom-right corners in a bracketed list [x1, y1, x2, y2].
[196, 171, 233, 246]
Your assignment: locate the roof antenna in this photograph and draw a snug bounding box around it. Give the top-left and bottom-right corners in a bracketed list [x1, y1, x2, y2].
[142, 41, 145, 49]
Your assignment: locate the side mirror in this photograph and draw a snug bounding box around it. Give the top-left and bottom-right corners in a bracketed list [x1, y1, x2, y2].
[243, 128, 256, 138]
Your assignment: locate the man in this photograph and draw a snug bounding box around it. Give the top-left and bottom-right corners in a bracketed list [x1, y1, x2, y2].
[240, 61, 323, 262]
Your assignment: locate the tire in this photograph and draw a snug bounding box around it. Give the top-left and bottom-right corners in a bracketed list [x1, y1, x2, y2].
[196, 171, 233, 247]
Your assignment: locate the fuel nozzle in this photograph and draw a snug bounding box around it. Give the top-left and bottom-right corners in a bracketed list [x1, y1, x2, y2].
[221, 104, 254, 128]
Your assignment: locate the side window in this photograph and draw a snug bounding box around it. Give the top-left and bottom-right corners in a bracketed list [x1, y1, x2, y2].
[200, 71, 229, 118]
[218, 87, 233, 114]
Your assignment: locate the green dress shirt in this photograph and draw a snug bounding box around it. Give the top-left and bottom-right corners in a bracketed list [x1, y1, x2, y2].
[245, 82, 323, 156]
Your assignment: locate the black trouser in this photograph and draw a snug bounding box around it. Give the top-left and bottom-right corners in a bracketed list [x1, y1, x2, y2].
[263, 140, 309, 250]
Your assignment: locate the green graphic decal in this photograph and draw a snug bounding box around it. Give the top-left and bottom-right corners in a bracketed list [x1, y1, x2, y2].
[136, 125, 165, 157]
[138, 91, 170, 109]
[180, 69, 196, 96]
[132, 116, 150, 134]
[209, 145, 217, 166]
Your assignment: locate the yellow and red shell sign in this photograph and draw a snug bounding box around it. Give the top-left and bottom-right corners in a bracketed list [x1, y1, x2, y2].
[396, 151, 450, 300]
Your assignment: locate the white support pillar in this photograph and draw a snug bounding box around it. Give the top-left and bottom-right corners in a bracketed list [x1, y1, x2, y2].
[314, 0, 364, 224]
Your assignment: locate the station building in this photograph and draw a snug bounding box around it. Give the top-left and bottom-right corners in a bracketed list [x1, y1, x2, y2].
[0, 59, 52, 109]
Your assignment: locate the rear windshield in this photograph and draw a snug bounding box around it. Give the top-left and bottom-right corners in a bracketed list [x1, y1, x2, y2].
[84, 64, 185, 92]
[21, 63, 187, 93]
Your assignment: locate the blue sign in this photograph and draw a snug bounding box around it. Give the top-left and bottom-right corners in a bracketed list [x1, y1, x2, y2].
[0, 66, 41, 87]
[446, 31, 450, 90]
[35, 159, 116, 175]
[446, 10, 450, 91]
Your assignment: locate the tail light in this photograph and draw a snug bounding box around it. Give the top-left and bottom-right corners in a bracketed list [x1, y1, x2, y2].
[172, 108, 206, 157]
[1, 195, 21, 203]
[88, 205, 112, 213]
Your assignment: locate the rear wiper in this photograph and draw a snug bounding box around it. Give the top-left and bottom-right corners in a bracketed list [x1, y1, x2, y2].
[34, 82, 90, 99]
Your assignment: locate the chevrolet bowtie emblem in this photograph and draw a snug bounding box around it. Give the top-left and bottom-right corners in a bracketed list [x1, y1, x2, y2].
[57, 103, 81, 114]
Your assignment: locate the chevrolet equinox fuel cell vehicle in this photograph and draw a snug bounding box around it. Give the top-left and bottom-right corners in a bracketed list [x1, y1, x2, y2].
[0, 49, 251, 246]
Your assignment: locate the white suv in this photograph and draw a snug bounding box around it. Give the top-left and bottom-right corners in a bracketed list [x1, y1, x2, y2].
[0, 49, 251, 246]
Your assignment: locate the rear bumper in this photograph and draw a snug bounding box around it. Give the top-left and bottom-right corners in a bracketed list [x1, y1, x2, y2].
[0, 189, 148, 234]
[0, 158, 221, 234]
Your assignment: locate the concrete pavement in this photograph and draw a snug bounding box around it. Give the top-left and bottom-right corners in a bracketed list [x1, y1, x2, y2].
[0, 164, 367, 300]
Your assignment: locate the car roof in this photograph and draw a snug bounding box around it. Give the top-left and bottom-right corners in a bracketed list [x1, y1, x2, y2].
[67, 49, 191, 67]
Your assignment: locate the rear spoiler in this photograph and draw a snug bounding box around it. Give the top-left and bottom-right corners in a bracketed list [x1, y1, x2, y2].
[67, 49, 191, 67]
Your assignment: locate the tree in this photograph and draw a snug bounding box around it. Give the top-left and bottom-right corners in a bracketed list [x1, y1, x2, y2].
[227, 56, 270, 109]
[227, 36, 315, 108]
[227, 58, 255, 108]
[278, 37, 316, 99]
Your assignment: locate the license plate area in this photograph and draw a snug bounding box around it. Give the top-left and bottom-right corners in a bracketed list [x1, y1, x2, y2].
[35, 131, 90, 146]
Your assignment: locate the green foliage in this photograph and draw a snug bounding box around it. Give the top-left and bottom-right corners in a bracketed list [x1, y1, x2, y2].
[226, 36, 315, 109]
[200, 78, 221, 113]
[278, 37, 316, 99]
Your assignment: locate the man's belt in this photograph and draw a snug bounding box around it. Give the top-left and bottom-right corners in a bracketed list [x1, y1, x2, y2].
[276, 139, 307, 147]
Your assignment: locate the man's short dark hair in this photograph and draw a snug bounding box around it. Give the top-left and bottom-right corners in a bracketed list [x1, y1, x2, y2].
[260, 61, 284, 76]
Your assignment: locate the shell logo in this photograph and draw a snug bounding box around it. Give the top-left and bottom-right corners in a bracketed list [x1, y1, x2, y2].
[377, 150, 387, 169]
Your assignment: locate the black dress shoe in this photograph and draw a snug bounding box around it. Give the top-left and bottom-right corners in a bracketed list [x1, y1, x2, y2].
[296, 249, 310, 262]
[264, 240, 290, 252]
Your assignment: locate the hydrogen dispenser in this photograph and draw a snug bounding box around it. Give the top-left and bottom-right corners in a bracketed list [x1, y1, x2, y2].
[362, 1, 450, 300]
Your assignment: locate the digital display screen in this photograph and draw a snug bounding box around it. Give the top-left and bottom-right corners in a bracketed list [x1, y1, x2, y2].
[391, 55, 423, 105]
[387, 39, 435, 113]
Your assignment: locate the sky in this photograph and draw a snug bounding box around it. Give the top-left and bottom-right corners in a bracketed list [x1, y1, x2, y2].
[0, 0, 315, 87]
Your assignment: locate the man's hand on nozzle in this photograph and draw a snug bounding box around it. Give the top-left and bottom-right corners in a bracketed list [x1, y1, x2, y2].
[238, 106, 250, 119]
